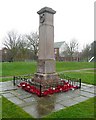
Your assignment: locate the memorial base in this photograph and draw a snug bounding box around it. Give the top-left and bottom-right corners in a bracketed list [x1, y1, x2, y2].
[33, 72, 59, 87]
[13, 74, 81, 97]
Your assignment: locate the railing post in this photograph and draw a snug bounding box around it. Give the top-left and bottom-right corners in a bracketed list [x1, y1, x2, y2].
[13, 76, 15, 86]
[39, 84, 42, 97]
[79, 79, 81, 88]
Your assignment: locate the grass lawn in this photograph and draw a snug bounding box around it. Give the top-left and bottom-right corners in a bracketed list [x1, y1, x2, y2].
[0, 62, 2, 76]
[0, 77, 13, 82]
[1, 61, 95, 85]
[44, 97, 95, 119]
[59, 72, 94, 85]
[56, 61, 94, 72]
[1, 61, 94, 77]
[2, 96, 34, 119]
[2, 62, 37, 77]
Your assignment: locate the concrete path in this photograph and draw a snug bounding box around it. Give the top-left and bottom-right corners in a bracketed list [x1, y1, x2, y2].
[58, 68, 96, 74]
[0, 81, 95, 118]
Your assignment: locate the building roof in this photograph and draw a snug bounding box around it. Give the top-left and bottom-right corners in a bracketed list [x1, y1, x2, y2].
[54, 41, 65, 48]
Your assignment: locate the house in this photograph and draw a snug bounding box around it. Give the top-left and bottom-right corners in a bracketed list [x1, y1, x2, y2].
[54, 41, 66, 60]
[54, 41, 80, 61]
[0, 47, 8, 62]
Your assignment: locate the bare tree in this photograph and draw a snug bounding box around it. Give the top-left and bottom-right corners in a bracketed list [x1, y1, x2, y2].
[90, 41, 96, 57]
[3, 31, 28, 61]
[26, 32, 39, 60]
[62, 39, 79, 60]
[3, 31, 21, 61]
[81, 44, 91, 61]
[15, 35, 28, 61]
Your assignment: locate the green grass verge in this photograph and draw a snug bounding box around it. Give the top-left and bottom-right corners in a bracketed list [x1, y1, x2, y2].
[2, 62, 37, 76]
[2, 96, 34, 119]
[44, 97, 95, 119]
[0, 77, 13, 82]
[2, 62, 94, 77]
[0, 62, 2, 76]
[59, 72, 94, 85]
[56, 61, 94, 72]
[1, 62, 95, 85]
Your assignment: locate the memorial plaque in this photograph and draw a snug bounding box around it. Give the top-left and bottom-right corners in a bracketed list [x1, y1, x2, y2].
[45, 60, 55, 73]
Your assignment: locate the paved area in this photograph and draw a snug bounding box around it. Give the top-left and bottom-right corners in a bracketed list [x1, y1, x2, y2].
[0, 81, 95, 118]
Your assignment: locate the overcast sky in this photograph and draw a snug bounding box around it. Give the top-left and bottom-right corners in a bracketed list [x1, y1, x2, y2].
[0, 0, 95, 51]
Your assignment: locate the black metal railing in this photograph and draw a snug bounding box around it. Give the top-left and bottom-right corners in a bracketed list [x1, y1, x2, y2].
[13, 74, 81, 97]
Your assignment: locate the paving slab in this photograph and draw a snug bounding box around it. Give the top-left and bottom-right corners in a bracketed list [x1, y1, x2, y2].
[81, 83, 93, 86]
[53, 103, 65, 112]
[7, 97, 25, 105]
[2, 87, 17, 91]
[0, 88, 2, 92]
[2, 81, 13, 87]
[10, 89, 30, 96]
[23, 103, 38, 118]
[81, 86, 90, 91]
[23, 97, 36, 103]
[18, 94, 32, 100]
[81, 87, 94, 93]
[2, 92, 15, 98]
[60, 99, 79, 107]
[1, 81, 95, 118]
[23, 100, 65, 118]
[18, 101, 37, 108]
[55, 90, 80, 103]
[80, 91, 94, 98]
[37, 95, 55, 106]
[0, 82, 2, 85]
[55, 94, 71, 102]
[72, 96, 89, 102]
[1, 81, 17, 92]
[36, 103, 55, 117]
[0, 91, 10, 94]
[65, 89, 81, 98]
[82, 84, 94, 88]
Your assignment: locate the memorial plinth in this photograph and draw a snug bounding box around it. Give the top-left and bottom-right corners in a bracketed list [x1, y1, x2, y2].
[34, 7, 59, 83]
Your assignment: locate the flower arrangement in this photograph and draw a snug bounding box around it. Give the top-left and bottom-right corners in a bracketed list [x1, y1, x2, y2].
[17, 79, 79, 97]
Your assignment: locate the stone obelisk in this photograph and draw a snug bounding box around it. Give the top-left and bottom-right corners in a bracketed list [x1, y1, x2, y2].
[35, 7, 58, 85]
